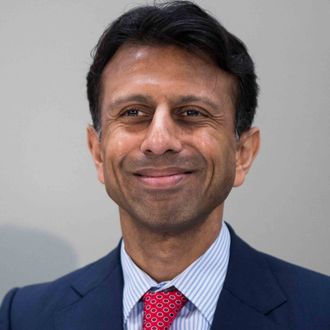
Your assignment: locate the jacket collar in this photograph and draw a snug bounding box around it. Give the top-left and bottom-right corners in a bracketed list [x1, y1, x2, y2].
[54, 242, 124, 330]
[211, 224, 288, 330]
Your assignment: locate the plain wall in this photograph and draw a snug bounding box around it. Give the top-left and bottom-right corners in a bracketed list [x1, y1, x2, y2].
[1, 0, 329, 301]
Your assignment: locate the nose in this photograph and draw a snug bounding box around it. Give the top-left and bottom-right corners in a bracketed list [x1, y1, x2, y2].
[140, 106, 183, 156]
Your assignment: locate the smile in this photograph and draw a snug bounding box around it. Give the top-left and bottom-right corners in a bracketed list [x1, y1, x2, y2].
[133, 168, 193, 189]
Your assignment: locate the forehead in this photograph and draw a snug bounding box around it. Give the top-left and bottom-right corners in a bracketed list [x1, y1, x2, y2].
[100, 43, 236, 107]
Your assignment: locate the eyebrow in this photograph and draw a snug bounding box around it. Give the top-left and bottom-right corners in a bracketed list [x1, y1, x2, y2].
[173, 95, 220, 112]
[106, 94, 221, 112]
[106, 94, 154, 112]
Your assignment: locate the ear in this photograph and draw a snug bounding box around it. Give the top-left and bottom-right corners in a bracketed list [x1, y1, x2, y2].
[234, 127, 260, 187]
[87, 125, 105, 184]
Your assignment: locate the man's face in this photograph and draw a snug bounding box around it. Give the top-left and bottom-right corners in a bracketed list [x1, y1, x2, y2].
[90, 44, 242, 233]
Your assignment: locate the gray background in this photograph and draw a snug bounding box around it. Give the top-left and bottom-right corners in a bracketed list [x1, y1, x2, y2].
[1, 0, 329, 301]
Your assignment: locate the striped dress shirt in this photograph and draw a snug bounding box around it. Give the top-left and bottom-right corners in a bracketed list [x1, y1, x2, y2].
[120, 222, 231, 330]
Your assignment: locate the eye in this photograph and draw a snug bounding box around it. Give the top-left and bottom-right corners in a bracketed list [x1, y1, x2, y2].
[179, 107, 208, 118]
[121, 108, 143, 116]
[118, 106, 151, 124]
[183, 109, 203, 116]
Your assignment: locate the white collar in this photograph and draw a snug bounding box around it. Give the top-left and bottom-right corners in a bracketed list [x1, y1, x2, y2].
[121, 222, 231, 325]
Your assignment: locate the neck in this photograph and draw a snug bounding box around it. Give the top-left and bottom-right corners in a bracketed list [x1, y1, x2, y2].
[120, 207, 223, 282]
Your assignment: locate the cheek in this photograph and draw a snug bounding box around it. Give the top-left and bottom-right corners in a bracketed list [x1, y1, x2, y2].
[191, 130, 237, 186]
[103, 129, 140, 165]
[192, 130, 236, 161]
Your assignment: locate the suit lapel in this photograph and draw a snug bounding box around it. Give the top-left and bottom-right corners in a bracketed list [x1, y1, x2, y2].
[54, 243, 124, 330]
[211, 224, 288, 330]
[211, 289, 287, 330]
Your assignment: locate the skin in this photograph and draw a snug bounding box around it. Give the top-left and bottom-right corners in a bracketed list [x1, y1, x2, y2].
[88, 44, 260, 282]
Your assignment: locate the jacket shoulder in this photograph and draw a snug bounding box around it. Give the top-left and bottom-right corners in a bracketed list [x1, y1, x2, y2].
[262, 250, 330, 290]
[261, 251, 330, 325]
[0, 247, 121, 330]
[226, 224, 330, 328]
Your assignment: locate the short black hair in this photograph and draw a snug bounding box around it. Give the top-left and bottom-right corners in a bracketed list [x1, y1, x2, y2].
[87, 0, 258, 137]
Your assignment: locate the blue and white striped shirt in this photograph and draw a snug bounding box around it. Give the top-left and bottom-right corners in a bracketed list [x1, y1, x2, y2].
[120, 222, 231, 330]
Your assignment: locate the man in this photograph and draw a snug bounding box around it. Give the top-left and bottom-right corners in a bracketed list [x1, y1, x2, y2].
[1, 1, 329, 329]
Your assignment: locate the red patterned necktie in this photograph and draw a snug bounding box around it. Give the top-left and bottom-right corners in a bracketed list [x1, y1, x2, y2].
[142, 289, 188, 330]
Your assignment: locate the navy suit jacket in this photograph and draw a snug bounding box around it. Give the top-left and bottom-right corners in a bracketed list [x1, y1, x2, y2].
[1, 225, 330, 329]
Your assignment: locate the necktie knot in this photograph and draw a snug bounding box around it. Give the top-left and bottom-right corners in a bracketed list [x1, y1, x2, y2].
[142, 289, 187, 330]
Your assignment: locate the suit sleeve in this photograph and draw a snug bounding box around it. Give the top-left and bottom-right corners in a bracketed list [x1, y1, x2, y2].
[0, 288, 19, 330]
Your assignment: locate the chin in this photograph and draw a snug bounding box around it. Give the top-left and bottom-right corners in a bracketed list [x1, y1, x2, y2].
[130, 207, 209, 235]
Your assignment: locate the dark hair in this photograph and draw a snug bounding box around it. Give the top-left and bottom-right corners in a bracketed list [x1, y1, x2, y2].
[87, 0, 258, 137]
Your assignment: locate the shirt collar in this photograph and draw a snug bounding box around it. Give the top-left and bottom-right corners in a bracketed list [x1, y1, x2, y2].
[121, 222, 231, 325]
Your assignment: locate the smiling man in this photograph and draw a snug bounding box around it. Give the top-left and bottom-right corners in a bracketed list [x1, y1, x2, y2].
[1, 1, 330, 330]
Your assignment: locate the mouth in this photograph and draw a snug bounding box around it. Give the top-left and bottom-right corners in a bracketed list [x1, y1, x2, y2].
[133, 168, 194, 189]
